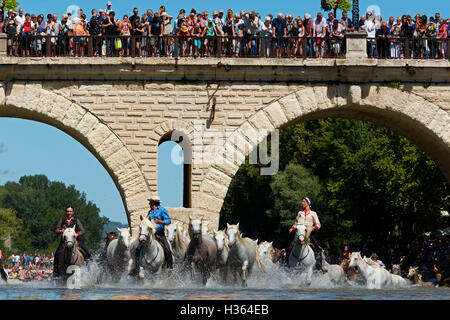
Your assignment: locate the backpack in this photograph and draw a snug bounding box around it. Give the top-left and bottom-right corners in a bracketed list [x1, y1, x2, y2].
[115, 38, 122, 50]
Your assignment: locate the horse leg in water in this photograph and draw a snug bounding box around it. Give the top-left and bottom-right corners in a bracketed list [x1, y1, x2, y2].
[0, 267, 7, 282]
[242, 260, 248, 287]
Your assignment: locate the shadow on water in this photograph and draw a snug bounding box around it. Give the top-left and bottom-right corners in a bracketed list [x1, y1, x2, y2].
[1, 257, 449, 300]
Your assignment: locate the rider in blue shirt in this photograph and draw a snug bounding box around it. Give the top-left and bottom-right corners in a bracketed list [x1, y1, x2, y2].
[145, 195, 173, 269]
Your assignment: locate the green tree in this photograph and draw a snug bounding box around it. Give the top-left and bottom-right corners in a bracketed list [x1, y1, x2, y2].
[266, 164, 327, 248]
[0, 174, 108, 252]
[3, 0, 19, 11]
[220, 118, 449, 256]
[321, 0, 352, 17]
[219, 161, 273, 241]
[0, 207, 28, 251]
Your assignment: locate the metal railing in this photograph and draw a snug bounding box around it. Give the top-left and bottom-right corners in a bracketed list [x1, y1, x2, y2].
[7, 34, 449, 59]
[6, 34, 347, 59]
[367, 37, 450, 59]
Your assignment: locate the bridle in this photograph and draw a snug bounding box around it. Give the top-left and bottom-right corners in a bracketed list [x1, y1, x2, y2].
[292, 226, 311, 262]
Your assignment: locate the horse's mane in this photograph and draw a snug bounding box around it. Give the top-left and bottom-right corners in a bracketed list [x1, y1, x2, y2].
[141, 216, 157, 231]
[175, 225, 186, 250]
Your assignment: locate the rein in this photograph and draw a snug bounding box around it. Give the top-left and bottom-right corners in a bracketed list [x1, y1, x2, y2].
[292, 242, 311, 262]
[145, 241, 161, 265]
[140, 231, 161, 265]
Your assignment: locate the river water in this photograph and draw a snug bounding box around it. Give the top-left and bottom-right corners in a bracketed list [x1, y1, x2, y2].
[1, 262, 449, 300]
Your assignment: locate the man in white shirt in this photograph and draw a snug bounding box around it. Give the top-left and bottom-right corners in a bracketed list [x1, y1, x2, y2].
[313, 12, 327, 57]
[15, 8, 25, 34]
[362, 14, 377, 57]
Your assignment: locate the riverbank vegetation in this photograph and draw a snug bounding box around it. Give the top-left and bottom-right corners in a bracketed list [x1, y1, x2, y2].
[0, 175, 108, 253]
[219, 119, 450, 255]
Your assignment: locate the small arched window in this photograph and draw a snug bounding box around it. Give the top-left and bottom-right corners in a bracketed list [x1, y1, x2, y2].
[158, 130, 192, 208]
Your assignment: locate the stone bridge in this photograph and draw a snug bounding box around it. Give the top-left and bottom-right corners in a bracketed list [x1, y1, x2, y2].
[0, 38, 449, 235]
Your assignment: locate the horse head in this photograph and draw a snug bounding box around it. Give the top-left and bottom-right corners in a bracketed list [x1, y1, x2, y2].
[273, 248, 286, 264]
[348, 251, 362, 269]
[258, 241, 273, 259]
[189, 216, 203, 240]
[105, 231, 117, 241]
[294, 223, 307, 245]
[167, 221, 178, 242]
[63, 226, 78, 250]
[407, 266, 418, 279]
[202, 221, 211, 235]
[139, 216, 157, 243]
[214, 230, 229, 251]
[117, 227, 131, 250]
[391, 264, 401, 275]
[225, 223, 240, 247]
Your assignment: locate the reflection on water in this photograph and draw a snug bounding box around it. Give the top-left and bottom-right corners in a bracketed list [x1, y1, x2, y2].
[1, 262, 449, 300]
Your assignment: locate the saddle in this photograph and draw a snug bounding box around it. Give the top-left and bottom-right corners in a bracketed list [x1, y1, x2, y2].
[155, 234, 164, 247]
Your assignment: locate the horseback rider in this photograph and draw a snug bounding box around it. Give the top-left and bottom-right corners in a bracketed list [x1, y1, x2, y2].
[134, 195, 173, 273]
[288, 197, 326, 272]
[53, 205, 91, 278]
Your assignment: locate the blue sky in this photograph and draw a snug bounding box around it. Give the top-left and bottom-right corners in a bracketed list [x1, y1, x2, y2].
[0, 118, 183, 224]
[12, 0, 450, 20]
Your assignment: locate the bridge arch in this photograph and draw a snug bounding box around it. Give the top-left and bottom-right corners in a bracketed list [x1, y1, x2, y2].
[0, 82, 150, 234]
[195, 84, 450, 221]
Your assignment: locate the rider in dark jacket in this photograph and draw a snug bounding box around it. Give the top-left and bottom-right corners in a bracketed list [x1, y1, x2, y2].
[53, 206, 91, 277]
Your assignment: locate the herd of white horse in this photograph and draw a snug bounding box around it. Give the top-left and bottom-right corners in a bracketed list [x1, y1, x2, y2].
[62, 215, 439, 289]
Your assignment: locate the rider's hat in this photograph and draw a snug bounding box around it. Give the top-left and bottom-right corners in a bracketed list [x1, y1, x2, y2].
[370, 253, 378, 259]
[148, 194, 161, 203]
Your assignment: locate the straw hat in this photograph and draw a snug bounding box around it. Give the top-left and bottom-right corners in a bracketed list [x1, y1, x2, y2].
[148, 195, 161, 203]
[180, 25, 189, 33]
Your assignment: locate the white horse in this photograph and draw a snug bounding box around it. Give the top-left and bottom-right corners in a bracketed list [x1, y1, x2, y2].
[185, 216, 218, 285]
[167, 221, 189, 263]
[288, 223, 316, 286]
[61, 226, 85, 285]
[258, 241, 277, 271]
[128, 216, 165, 281]
[106, 227, 132, 282]
[213, 230, 230, 283]
[226, 223, 262, 287]
[320, 251, 346, 285]
[349, 252, 393, 289]
[202, 221, 212, 236]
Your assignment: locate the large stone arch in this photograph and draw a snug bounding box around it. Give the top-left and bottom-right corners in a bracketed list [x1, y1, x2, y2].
[0, 82, 150, 235]
[194, 84, 450, 223]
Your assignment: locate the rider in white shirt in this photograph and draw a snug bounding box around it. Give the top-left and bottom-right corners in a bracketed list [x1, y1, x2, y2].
[289, 197, 326, 272]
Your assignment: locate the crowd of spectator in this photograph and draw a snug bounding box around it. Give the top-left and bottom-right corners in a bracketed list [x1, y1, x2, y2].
[5, 253, 53, 282]
[1, 2, 448, 59]
[332, 233, 450, 287]
[360, 11, 449, 59]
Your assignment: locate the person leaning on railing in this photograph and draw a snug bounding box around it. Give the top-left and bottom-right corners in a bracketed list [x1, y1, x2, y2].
[437, 19, 448, 59]
[330, 19, 345, 57]
[149, 12, 163, 57]
[101, 11, 119, 56]
[272, 13, 287, 58]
